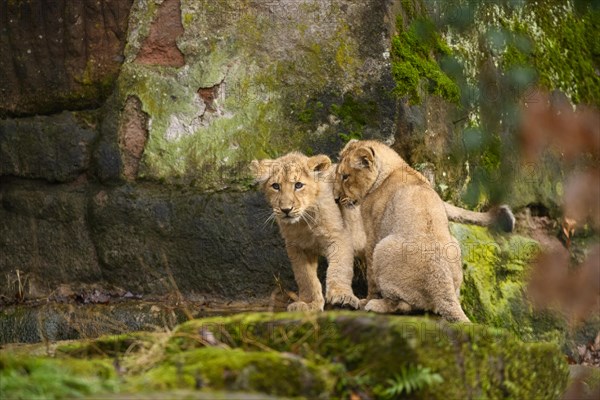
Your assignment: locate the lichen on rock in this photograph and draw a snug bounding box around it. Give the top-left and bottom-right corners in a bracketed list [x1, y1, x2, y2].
[390, 0, 598, 212]
[451, 223, 566, 342]
[111, 0, 396, 189]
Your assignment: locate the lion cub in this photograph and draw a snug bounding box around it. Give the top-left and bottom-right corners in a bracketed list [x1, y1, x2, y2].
[251, 152, 360, 311]
[337, 140, 470, 322]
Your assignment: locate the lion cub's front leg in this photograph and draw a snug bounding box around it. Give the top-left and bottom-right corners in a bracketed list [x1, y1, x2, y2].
[324, 238, 360, 309]
[358, 250, 379, 309]
[286, 245, 324, 312]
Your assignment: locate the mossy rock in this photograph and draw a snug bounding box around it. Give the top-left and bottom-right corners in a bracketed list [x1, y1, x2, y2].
[88, 391, 285, 400]
[172, 312, 569, 399]
[1, 312, 569, 399]
[451, 223, 567, 342]
[0, 353, 118, 400]
[391, 12, 460, 104]
[109, 0, 396, 189]
[389, 1, 598, 212]
[55, 332, 159, 359]
[133, 347, 333, 398]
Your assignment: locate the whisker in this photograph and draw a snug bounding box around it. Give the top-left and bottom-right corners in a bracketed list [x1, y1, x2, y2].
[300, 213, 314, 231]
[256, 210, 274, 221]
[304, 208, 319, 223]
[261, 212, 277, 229]
[304, 212, 318, 226]
[301, 209, 320, 231]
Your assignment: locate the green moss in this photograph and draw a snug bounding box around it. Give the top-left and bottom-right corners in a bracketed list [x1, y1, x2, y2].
[183, 13, 194, 27]
[458, 1, 600, 106]
[401, 0, 418, 21]
[134, 347, 334, 397]
[294, 99, 325, 125]
[123, 0, 158, 62]
[114, 58, 304, 188]
[171, 312, 569, 399]
[529, 3, 600, 104]
[1, 313, 569, 399]
[55, 332, 158, 359]
[331, 95, 378, 142]
[502, 43, 531, 70]
[406, 1, 598, 209]
[450, 223, 567, 342]
[0, 354, 118, 400]
[392, 14, 460, 104]
[330, 22, 362, 81]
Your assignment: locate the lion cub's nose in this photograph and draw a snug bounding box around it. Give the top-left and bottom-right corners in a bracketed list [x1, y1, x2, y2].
[281, 207, 293, 215]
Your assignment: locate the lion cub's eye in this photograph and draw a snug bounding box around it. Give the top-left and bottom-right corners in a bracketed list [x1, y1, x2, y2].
[294, 182, 304, 190]
[342, 174, 349, 181]
[271, 183, 280, 191]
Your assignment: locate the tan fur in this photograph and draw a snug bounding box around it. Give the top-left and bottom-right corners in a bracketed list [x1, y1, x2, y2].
[250, 152, 360, 311]
[336, 140, 470, 322]
[444, 203, 515, 232]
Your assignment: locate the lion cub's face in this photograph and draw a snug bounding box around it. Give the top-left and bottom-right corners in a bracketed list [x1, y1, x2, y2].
[335, 141, 378, 207]
[251, 152, 331, 225]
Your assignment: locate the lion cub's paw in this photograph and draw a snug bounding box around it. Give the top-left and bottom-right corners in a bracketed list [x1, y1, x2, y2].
[358, 298, 370, 310]
[326, 288, 360, 309]
[364, 299, 394, 313]
[287, 301, 323, 312]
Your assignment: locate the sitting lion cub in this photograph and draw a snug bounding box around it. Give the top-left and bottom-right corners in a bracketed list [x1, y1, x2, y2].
[337, 140, 470, 322]
[251, 152, 360, 311]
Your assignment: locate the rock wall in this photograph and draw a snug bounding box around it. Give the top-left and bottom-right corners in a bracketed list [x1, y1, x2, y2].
[0, 178, 291, 300]
[0, 0, 134, 117]
[0, 0, 399, 303]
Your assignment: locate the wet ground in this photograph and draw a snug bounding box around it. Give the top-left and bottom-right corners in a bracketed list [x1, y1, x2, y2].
[0, 297, 280, 344]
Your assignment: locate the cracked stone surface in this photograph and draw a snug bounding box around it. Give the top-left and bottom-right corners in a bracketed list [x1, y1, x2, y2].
[0, 0, 133, 117]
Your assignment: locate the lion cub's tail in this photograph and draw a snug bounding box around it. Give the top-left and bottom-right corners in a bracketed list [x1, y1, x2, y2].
[444, 203, 515, 233]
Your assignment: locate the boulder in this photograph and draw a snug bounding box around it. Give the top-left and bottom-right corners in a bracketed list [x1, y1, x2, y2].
[452, 223, 567, 342]
[0, 312, 570, 399]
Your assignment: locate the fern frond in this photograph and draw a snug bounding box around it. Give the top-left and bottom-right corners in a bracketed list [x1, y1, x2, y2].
[380, 364, 444, 398]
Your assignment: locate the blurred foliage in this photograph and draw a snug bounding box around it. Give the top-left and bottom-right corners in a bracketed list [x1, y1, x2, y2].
[0, 354, 117, 400]
[391, 0, 600, 207]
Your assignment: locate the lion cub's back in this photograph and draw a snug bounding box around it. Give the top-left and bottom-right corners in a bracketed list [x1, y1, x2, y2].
[373, 172, 450, 239]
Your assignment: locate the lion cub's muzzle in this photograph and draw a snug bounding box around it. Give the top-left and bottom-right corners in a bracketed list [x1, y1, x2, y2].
[275, 206, 301, 223]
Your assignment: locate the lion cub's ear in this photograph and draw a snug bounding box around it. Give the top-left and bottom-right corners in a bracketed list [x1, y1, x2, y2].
[250, 159, 272, 183]
[353, 146, 375, 169]
[341, 139, 358, 151]
[307, 154, 332, 173]
[339, 139, 359, 157]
